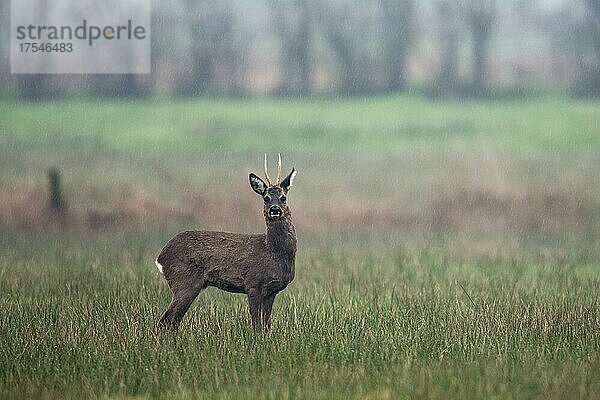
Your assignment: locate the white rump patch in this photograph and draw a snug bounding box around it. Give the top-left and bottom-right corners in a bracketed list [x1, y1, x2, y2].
[155, 259, 164, 274]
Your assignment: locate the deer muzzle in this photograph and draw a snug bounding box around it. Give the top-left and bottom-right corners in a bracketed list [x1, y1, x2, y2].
[268, 205, 283, 218]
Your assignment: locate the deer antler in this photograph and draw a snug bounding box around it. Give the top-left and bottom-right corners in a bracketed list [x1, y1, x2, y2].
[276, 153, 282, 185]
[264, 154, 273, 186]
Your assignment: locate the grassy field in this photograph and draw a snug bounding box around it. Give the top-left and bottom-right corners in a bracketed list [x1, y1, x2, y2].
[0, 95, 599, 399]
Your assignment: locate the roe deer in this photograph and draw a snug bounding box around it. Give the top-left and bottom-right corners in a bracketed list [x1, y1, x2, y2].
[155, 154, 297, 332]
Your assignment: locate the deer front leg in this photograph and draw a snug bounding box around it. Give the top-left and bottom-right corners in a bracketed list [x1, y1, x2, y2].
[261, 293, 276, 332]
[247, 289, 263, 332]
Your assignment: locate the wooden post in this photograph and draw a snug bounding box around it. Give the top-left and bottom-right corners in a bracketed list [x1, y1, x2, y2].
[48, 167, 63, 213]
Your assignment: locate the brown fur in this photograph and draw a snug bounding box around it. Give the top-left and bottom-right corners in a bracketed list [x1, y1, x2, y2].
[156, 168, 297, 332]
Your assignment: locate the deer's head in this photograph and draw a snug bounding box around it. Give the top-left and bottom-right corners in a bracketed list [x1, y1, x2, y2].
[249, 154, 297, 221]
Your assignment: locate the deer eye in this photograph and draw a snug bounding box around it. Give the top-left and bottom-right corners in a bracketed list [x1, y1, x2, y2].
[264, 195, 271, 203]
[280, 195, 287, 202]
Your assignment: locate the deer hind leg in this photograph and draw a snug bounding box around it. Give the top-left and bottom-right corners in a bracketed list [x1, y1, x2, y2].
[158, 283, 204, 330]
[261, 293, 277, 332]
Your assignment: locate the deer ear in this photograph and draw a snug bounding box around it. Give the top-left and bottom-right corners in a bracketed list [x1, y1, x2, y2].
[280, 168, 296, 193]
[249, 173, 267, 195]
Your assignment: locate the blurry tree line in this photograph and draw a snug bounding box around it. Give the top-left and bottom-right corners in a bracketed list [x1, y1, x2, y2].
[1, 0, 600, 100]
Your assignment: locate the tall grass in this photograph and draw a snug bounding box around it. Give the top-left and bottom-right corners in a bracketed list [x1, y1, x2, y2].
[0, 233, 598, 399]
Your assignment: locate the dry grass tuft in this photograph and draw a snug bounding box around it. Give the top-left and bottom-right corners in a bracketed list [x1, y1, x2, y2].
[0, 185, 66, 230]
[429, 185, 594, 234]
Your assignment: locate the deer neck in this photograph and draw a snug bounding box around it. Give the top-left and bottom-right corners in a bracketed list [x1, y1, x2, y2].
[265, 214, 296, 260]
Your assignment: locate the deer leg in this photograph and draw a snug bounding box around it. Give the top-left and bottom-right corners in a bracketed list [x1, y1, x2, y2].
[261, 293, 277, 332]
[158, 286, 203, 329]
[247, 289, 263, 332]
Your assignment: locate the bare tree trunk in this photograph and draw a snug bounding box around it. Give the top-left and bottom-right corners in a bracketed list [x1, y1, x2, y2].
[587, 0, 600, 60]
[466, 0, 495, 96]
[379, 0, 414, 92]
[191, 45, 214, 96]
[316, 1, 372, 95]
[16, 1, 50, 100]
[576, 0, 600, 97]
[434, 1, 461, 98]
[325, 29, 361, 95]
[271, 0, 312, 96]
[297, 0, 311, 95]
[472, 25, 489, 94]
[175, 0, 240, 97]
[181, 0, 214, 96]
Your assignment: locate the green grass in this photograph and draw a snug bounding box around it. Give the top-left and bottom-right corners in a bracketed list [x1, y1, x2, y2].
[1, 96, 599, 183]
[0, 95, 599, 398]
[0, 233, 599, 399]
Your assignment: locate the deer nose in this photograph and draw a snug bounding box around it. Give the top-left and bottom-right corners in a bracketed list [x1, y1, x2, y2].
[268, 205, 283, 217]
